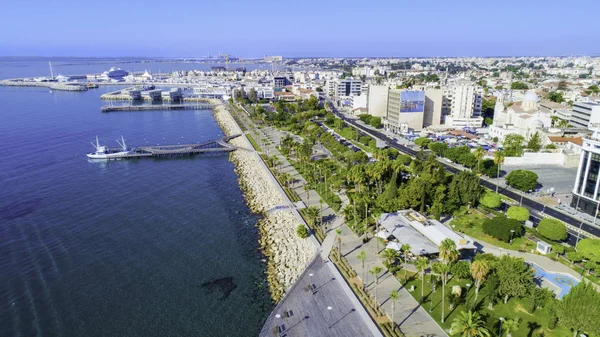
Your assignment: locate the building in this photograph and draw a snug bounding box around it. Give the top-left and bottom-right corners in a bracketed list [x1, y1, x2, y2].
[385, 89, 425, 132]
[367, 85, 389, 118]
[489, 91, 552, 142]
[423, 89, 443, 127]
[273, 76, 292, 89]
[442, 84, 483, 118]
[326, 77, 362, 99]
[571, 124, 600, 215]
[570, 101, 600, 129]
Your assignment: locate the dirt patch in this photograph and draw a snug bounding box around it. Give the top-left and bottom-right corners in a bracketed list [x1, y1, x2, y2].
[374, 315, 391, 324]
[514, 303, 534, 315]
[348, 276, 362, 286]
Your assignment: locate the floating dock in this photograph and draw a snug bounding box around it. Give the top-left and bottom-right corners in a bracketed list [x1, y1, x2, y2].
[91, 135, 240, 160]
[101, 104, 212, 112]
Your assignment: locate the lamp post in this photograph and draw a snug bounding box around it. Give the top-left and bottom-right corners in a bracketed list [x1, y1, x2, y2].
[520, 191, 524, 207]
[510, 229, 515, 244]
[327, 306, 333, 329]
[498, 317, 504, 337]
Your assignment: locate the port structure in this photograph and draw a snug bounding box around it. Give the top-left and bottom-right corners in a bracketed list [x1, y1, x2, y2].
[93, 135, 240, 160]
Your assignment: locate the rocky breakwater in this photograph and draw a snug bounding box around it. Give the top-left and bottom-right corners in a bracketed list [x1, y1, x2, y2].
[0, 79, 87, 91]
[211, 100, 317, 302]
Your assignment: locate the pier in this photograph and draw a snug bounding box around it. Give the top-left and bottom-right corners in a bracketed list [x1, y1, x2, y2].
[91, 135, 240, 160]
[101, 103, 212, 112]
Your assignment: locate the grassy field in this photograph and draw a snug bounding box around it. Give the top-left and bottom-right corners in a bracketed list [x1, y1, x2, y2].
[451, 212, 537, 252]
[246, 134, 261, 151]
[400, 272, 571, 337]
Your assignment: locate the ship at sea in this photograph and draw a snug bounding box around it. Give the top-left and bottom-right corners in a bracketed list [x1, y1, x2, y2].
[87, 136, 132, 159]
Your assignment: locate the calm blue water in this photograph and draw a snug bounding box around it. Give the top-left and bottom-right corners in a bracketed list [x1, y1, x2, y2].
[530, 263, 579, 299]
[0, 74, 271, 335]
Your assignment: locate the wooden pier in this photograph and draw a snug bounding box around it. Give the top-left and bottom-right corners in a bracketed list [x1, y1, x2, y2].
[101, 104, 212, 112]
[91, 135, 240, 160]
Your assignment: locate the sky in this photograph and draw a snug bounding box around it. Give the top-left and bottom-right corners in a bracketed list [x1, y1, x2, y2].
[1, 0, 599, 58]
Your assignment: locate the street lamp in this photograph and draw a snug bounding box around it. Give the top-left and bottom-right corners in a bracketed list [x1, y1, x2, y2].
[327, 306, 333, 329]
[498, 317, 504, 337]
[510, 229, 515, 244]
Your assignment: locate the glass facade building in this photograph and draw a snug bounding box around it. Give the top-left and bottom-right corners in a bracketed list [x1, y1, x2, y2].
[571, 130, 600, 215]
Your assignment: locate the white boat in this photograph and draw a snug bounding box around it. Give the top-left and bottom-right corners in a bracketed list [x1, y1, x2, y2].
[87, 136, 132, 160]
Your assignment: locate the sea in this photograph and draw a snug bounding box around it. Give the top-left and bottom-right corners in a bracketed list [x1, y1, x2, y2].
[0, 58, 272, 336]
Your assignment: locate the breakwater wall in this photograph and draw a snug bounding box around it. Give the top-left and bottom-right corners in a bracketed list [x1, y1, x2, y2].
[0, 79, 87, 91]
[210, 100, 317, 302]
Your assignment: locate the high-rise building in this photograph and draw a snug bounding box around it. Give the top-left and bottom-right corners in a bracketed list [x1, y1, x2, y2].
[571, 124, 600, 215]
[570, 101, 600, 129]
[423, 89, 443, 127]
[385, 89, 425, 132]
[367, 85, 389, 118]
[441, 84, 483, 127]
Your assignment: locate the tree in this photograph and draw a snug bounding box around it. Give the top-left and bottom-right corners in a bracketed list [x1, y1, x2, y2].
[484, 117, 493, 126]
[576, 238, 600, 263]
[470, 260, 490, 310]
[566, 251, 582, 265]
[479, 191, 502, 209]
[482, 216, 523, 242]
[248, 88, 258, 103]
[558, 282, 600, 337]
[502, 317, 521, 337]
[335, 229, 342, 261]
[510, 82, 529, 90]
[369, 117, 382, 128]
[305, 206, 321, 226]
[503, 134, 525, 157]
[296, 224, 309, 238]
[389, 290, 399, 325]
[357, 251, 367, 287]
[557, 81, 568, 91]
[414, 137, 431, 148]
[546, 91, 565, 103]
[370, 265, 383, 307]
[473, 147, 486, 173]
[496, 256, 534, 304]
[428, 142, 448, 156]
[506, 206, 530, 222]
[494, 150, 505, 193]
[538, 218, 567, 241]
[415, 256, 429, 302]
[438, 238, 458, 323]
[505, 169, 538, 191]
[401, 244, 411, 282]
[450, 310, 490, 337]
[432, 262, 451, 323]
[446, 171, 484, 211]
[588, 84, 600, 94]
[451, 260, 471, 280]
[526, 131, 542, 152]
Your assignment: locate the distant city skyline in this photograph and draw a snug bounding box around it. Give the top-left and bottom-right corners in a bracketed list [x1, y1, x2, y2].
[1, 0, 599, 58]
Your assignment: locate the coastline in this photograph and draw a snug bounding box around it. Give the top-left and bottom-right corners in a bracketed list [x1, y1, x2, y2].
[210, 99, 317, 302]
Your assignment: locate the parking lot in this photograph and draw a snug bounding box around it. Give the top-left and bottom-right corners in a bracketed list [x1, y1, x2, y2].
[491, 164, 577, 195]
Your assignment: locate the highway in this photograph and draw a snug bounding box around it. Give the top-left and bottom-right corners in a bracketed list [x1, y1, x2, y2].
[325, 101, 599, 245]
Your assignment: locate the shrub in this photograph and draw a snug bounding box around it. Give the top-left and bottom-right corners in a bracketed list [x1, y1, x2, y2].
[451, 260, 471, 280]
[506, 170, 538, 191]
[576, 238, 600, 263]
[479, 191, 502, 209]
[507, 206, 530, 222]
[414, 137, 430, 148]
[537, 218, 567, 241]
[566, 251, 582, 263]
[482, 216, 523, 242]
[296, 224, 309, 239]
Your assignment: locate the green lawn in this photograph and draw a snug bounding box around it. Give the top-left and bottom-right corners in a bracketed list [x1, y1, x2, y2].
[400, 272, 571, 337]
[246, 134, 261, 151]
[451, 212, 537, 252]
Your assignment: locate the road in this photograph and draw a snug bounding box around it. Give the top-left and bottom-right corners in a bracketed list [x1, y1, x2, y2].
[325, 100, 600, 244]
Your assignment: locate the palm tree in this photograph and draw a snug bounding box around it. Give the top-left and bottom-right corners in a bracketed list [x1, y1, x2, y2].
[434, 262, 451, 323]
[438, 239, 458, 323]
[450, 310, 490, 337]
[550, 115, 559, 127]
[303, 183, 310, 203]
[305, 206, 320, 227]
[400, 243, 411, 283]
[470, 260, 490, 310]
[415, 256, 429, 302]
[389, 290, 400, 325]
[336, 229, 342, 261]
[370, 266, 383, 307]
[474, 147, 486, 174]
[493, 150, 505, 193]
[502, 317, 521, 337]
[357, 251, 367, 288]
[439, 238, 459, 265]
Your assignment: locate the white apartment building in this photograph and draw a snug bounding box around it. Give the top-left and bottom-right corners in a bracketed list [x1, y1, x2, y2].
[570, 101, 600, 129]
[326, 77, 363, 99]
[442, 84, 483, 117]
[367, 85, 389, 118]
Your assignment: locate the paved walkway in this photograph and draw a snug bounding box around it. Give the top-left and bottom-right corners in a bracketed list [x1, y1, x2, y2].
[236, 108, 446, 336]
[259, 257, 381, 337]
